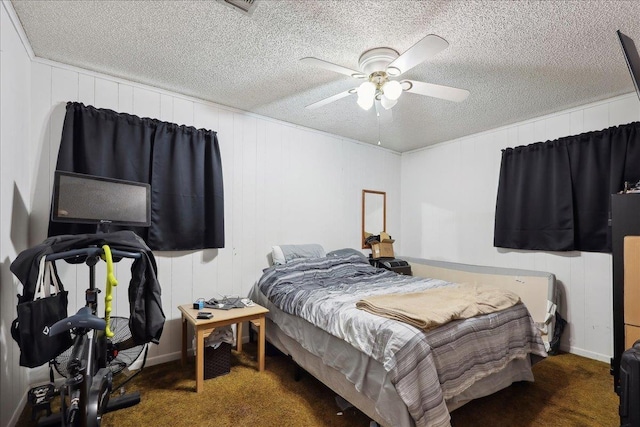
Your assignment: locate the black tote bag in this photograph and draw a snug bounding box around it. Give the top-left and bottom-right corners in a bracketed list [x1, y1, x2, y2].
[11, 258, 73, 368]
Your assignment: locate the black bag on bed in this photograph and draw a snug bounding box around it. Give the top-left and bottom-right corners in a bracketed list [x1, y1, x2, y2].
[620, 340, 640, 427]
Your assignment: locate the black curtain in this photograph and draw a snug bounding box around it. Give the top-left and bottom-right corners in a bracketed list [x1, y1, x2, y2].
[494, 141, 574, 251]
[494, 121, 640, 253]
[48, 102, 224, 251]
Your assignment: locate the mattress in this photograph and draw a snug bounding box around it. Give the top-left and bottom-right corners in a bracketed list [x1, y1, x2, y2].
[249, 256, 545, 427]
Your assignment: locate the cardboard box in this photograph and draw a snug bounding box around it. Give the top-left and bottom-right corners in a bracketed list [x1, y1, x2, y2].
[371, 240, 394, 259]
[626, 324, 640, 349]
[625, 236, 640, 326]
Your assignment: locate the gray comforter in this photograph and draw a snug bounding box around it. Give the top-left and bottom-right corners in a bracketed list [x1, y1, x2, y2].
[257, 255, 547, 427]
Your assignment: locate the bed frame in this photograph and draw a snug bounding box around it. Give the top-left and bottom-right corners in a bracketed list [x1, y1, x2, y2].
[251, 257, 557, 427]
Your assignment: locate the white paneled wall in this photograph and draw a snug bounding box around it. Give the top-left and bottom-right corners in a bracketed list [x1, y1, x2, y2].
[1, 8, 400, 425]
[22, 61, 401, 374]
[5, 2, 637, 423]
[400, 93, 640, 362]
[1, 3, 32, 426]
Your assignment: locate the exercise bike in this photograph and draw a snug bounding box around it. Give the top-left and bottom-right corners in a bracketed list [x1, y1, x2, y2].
[37, 245, 143, 427]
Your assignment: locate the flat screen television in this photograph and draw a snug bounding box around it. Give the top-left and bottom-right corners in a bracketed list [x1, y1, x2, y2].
[617, 30, 640, 103]
[52, 171, 151, 228]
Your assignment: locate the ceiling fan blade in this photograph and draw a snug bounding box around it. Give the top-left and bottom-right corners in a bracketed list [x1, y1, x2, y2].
[403, 80, 470, 103]
[300, 57, 364, 78]
[305, 89, 355, 109]
[387, 34, 449, 75]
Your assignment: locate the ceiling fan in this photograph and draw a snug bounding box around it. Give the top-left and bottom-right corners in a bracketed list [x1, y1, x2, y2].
[301, 34, 470, 111]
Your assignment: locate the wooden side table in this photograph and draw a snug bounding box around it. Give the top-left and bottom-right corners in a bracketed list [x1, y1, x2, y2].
[178, 303, 269, 393]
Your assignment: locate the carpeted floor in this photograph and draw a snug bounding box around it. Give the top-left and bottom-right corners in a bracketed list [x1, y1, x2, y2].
[17, 345, 619, 427]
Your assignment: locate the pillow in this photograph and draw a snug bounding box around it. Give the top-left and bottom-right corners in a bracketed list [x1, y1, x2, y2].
[271, 246, 286, 265]
[326, 248, 367, 260]
[271, 244, 325, 265]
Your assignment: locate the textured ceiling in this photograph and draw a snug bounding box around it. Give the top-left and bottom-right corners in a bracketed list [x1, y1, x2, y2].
[10, 0, 640, 152]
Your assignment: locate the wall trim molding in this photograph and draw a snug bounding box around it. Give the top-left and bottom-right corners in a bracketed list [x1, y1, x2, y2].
[402, 92, 638, 157]
[7, 389, 28, 427]
[27, 57, 399, 155]
[2, 0, 35, 59]
[34, 56, 400, 155]
[560, 343, 610, 364]
[3, 0, 398, 156]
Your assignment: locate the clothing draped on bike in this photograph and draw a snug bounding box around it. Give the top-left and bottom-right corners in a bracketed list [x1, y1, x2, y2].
[10, 230, 165, 346]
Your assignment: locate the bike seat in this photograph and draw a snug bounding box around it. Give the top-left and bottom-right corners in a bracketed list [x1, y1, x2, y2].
[50, 306, 106, 336]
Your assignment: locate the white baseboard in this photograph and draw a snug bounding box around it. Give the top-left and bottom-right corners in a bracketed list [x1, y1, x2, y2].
[143, 334, 252, 368]
[144, 351, 182, 367]
[11, 339, 608, 427]
[8, 390, 28, 427]
[13, 330, 255, 425]
[559, 343, 611, 363]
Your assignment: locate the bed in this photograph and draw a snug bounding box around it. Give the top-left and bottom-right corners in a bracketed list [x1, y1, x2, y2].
[249, 248, 552, 427]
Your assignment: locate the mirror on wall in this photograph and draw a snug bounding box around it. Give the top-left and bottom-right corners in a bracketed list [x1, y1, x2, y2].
[362, 189, 386, 249]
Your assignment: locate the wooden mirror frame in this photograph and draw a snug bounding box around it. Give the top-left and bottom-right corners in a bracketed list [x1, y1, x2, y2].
[362, 189, 386, 249]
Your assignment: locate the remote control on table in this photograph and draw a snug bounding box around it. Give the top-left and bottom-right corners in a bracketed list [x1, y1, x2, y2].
[197, 311, 213, 319]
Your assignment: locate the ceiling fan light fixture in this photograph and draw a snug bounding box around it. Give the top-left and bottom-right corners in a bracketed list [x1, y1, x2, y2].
[358, 81, 376, 98]
[380, 95, 397, 110]
[357, 81, 376, 110]
[357, 95, 375, 110]
[382, 80, 402, 100]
